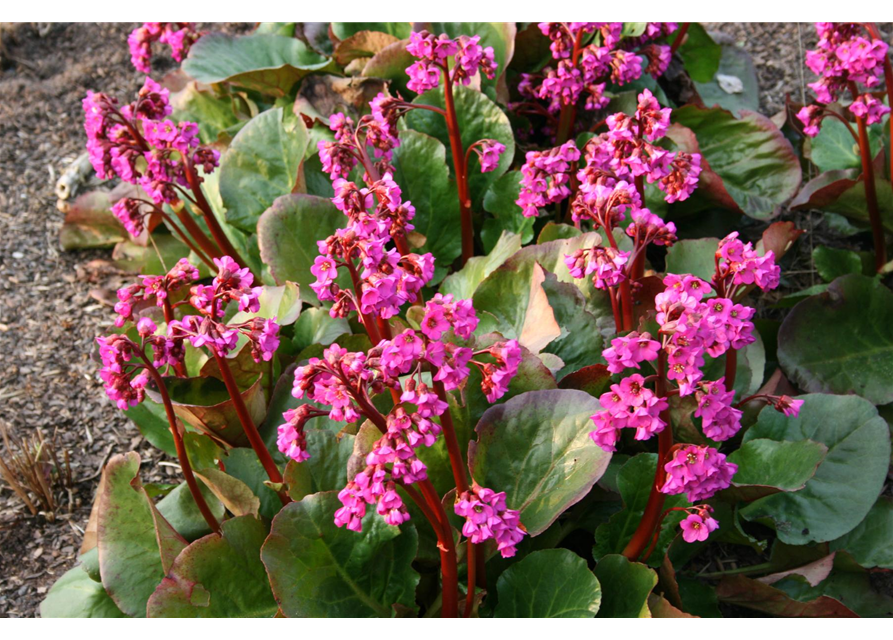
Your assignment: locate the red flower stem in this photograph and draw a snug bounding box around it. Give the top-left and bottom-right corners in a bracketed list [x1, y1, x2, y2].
[183, 159, 249, 272]
[605, 225, 634, 331]
[441, 67, 474, 265]
[474, 544, 486, 589]
[621, 350, 673, 560]
[866, 23, 893, 182]
[670, 23, 690, 55]
[165, 216, 216, 270]
[555, 30, 585, 144]
[356, 390, 458, 618]
[140, 356, 220, 534]
[849, 82, 887, 271]
[724, 348, 738, 390]
[212, 351, 289, 505]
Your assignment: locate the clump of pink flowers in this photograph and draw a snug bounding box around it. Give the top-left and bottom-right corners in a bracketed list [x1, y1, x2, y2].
[128, 22, 199, 74]
[83, 77, 219, 212]
[98, 255, 278, 410]
[587, 236, 796, 544]
[513, 22, 676, 139]
[455, 485, 526, 557]
[797, 22, 891, 136]
[405, 30, 497, 94]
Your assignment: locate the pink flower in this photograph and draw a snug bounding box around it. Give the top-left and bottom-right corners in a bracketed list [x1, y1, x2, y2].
[476, 139, 505, 173]
[454, 485, 526, 557]
[680, 512, 719, 543]
[602, 332, 660, 374]
[661, 445, 737, 502]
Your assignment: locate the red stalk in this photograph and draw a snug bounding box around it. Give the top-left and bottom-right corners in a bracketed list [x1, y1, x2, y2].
[141, 357, 220, 534]
[621, 351, 673, 560]
[212, 351, 288, 505]
[670, 23, 690, 55]
[724, 348, 738, 390]
[441, 68, 474, 265]
[849, 83, 887, 271]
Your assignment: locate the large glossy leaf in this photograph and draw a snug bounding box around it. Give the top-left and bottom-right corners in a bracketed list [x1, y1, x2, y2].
[468, 389, 610, 536]
[812, 246, 863, 283]
[219, 108, 309, 233]
[693, 44, 759, 115]
[169, 81, 242, 144]
[678, 22, 722, 83]
[809, 118, 884, 173]
[439, 230, 521, 300]
[40, 566, 127, 618]
[540, 271, 605, 378]
[222, 448, 286, 521]
[830, 496, 893, 569]
[741, 394, 891, 544]
[594, 555, 657, 618]
[404, 84, 514, 207]
[147, 516, 277, 618]
[390, 129, 461, 267]
[182, 34, 331, 97]
[778, 274, 893, 405]
[724, 438, 828, 502]
[671, 105, 801, 220]
[362, 40, 414, 98]
[261, 491, 419, 617]
[98, 452, 187, 617]
[593, 454, 689, 566]
[494, 549, 601, 618]
[282, 429, 355, 500]
[257, 193, 348, 302]
[331, 22, 411, 40]
[664, 237, 719, 281]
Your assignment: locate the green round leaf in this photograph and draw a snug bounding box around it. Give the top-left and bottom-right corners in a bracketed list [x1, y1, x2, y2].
[830, 497, 893, 569]
[362, 39, 415, 98]
[671, 105, 801, 220]
[390, 129, 461, 267]
[219, 108, 309, 233]
[156, 480, 225, 542]
[182, 34, 331, 97]
[778, 274, 893, 405]
[810, 118, 884, 173]
[440, 231, 521, 300]
[812, 245, 864, 283]
[665, 237, 719, 282]
[594, 554, 657, 618]
[724, 438, 828, 502]
[741, 394, 891, 544]
[257, 193, 349, 301]
[494, 549, 601, 618]
[469, 389, 611, 536]
[261, 491, 420, 617]
[678, 23, 722, 83]
[693, 44, 759, 115]
[40, 566, 127, 618]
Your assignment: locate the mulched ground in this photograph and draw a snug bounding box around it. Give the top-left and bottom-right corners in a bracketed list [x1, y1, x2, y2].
[0, 22, 887, 618]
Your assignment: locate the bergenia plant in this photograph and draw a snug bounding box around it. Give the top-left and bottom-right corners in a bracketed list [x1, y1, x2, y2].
[37, 20, 893, 621]
[796, 22, 892, 271]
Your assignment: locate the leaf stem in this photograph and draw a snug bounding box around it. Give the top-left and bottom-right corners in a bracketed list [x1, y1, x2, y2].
[849, 82, 887, 271]
[441, 67, 474, 265]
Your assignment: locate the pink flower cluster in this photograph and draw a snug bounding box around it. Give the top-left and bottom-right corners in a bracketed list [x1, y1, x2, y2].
[128, 22, 199, 74]
[83, 78, 219, 206]
[169, 256, 280, 362]
[679, 506, 720, 543]
[798, 23, 891, 136]
[311, 175, 434, 320]
[714, 232, 781, 296]
[454, 485, 527, 557]
[518, 23, 676, 116]
[285, 321, 521, 531]
[660, 444, 737, 502]
[590, 374, 669, 451]
[516, 141, 581, 217]
[405, 30, 497, 95]
[114, 257, 198, 327]
[577, 90, 701, 205]
[472, 139, 506, 173]
[694, 378, 742, 441]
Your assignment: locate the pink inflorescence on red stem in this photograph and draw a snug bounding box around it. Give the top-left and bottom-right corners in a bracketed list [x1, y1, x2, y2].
[128, 23, 199, 73]
[405, 30, 497, 95]
[797, 22, 890, 136]
[83, 78, 220, 215]
[588, 243, 796, 544]
[515, 22, 676, 135]
[679, 506, 719, 543]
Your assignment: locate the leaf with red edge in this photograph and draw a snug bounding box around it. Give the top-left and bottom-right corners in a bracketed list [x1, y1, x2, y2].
[790, 169, 860, 210]
[147, 515, 277, 618]
[670, 106, 802, 220]
[759, 221, 804, 261]
[333, 31, 399, 66]
[648, 594, 697, 618]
